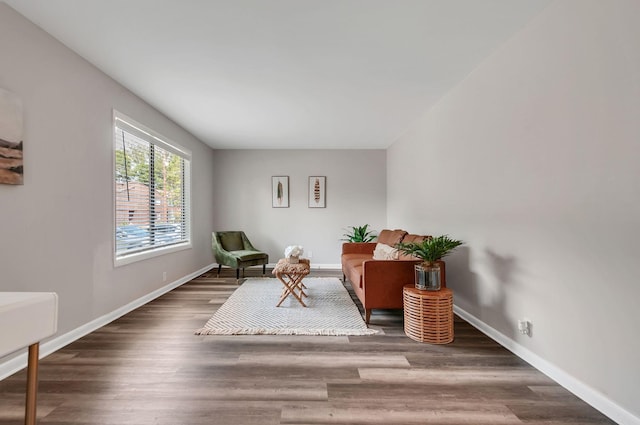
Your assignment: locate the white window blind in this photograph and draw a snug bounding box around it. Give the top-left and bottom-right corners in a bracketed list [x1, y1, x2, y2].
[113, 112, 191, 260]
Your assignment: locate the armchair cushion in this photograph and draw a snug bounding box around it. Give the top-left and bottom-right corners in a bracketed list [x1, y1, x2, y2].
[230, 250, 269, 262]
[220, 232, 244, 251]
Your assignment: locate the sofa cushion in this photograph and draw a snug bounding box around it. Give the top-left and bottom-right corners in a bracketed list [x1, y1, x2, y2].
[377, 229, 407, 246]
[342, 253, 372, 268]
[372, 243, 399, 260]
[343, 255, 367, 270]
[402, 234, 429, 244]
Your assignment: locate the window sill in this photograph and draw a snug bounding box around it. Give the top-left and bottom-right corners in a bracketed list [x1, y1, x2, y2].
[114, 242, 192, 267]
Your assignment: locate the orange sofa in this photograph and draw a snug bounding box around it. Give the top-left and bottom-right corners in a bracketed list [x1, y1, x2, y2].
[341, 229, 446, 324]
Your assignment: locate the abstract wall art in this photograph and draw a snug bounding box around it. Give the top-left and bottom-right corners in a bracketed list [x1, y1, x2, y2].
[0, 88, 23, 185]
[272, 176, 289, 208]
[308, 176, 326, 208]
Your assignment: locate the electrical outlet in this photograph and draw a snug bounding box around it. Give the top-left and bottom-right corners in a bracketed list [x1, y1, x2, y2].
[518, 319, 532, 336]
[162, 272, 167, 282]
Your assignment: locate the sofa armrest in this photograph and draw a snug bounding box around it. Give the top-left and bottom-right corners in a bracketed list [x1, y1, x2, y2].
[358, 260, 419, 309]
[362, 260, 419, 288]
[363, 259, 447, 288]
[342, 242, 376, 255]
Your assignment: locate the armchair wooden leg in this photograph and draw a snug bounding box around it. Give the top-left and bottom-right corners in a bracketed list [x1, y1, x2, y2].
[262, 264, 266, 276]
[217, 264, 222, 277]
[342, 273, 346, 282]
[365, 309, 372, 325]
[236, 268, 240, 280]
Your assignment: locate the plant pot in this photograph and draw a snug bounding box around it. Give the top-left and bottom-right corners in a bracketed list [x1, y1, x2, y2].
[414, 263, 441, 291]
[287, 256, 300, 264]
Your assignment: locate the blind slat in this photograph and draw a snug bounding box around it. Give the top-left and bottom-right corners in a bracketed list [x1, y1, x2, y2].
[114, 115, 190, 258]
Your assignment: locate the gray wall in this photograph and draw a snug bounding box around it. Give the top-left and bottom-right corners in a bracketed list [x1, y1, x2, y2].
[387, 0, 639, 421]
[212, 149, 386, 266]
[0, 4, 215, 335]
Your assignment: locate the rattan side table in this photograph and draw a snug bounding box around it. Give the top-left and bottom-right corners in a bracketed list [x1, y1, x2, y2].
[403, 285, 453, 344]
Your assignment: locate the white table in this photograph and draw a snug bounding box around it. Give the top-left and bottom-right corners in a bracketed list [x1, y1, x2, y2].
[0, 292, 58, 425]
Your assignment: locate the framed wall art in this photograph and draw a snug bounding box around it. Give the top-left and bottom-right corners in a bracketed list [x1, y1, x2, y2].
[0, 88, 23, 185]
[308, 176, 326, 208]
[272, 176, 289, 208]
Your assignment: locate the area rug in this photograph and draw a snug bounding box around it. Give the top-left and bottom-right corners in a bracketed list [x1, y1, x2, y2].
[195, 277, 378, 336]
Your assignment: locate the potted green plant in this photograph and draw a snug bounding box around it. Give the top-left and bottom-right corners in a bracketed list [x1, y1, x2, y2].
[341, 224, 377, 243]
[396, 235, 464, 290]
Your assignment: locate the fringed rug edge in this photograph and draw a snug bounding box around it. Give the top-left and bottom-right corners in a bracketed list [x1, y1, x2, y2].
[195, 327, 378, 336]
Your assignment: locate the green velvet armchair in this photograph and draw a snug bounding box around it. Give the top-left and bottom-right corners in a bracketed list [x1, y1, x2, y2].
[212, 231, 269, 280]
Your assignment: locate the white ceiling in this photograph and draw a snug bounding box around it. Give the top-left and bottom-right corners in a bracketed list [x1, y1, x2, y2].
[4, 0, 550, 149]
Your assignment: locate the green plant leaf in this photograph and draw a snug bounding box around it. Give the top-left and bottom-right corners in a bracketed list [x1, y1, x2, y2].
[341, 224, 377, 242]
[396, 235, 463, 262]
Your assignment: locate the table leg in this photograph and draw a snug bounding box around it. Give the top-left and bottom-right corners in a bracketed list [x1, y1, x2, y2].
[290, 274, 308, 302]
[276, 274, 307, 307]
[25, 342, 39, 425]
[276, 275, 295, 307]
[298, 279, 308, 298]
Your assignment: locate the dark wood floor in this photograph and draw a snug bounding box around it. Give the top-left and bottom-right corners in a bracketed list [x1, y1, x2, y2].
[0, 268, 616, 424]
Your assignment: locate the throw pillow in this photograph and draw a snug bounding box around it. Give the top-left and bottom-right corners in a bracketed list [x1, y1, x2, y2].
[372, 243, 399, 260]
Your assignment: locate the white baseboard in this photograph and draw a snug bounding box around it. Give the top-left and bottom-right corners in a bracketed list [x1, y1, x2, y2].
[267, 262, 341, 270]
[217, 263, 342, 270]
[454, 305, 640, 425]
[309, 263, 341, 270]
[0, 263, 215, 381]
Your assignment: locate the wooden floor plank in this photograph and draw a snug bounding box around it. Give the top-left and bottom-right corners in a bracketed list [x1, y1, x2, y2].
[0, 268, 616, 424]
[280, 400, 523, 424]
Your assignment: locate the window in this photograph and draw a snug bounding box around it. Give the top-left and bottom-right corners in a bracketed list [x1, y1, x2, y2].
[113, 111, 191, 265]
